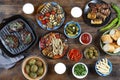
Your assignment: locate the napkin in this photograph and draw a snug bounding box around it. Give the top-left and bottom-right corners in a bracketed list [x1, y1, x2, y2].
[0, 49, 24, 69]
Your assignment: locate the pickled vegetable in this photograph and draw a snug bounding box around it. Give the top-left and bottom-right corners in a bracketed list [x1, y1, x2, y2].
[24, 58, 45, 79]
[65, 23, 79, 37]
[36, 60, 43, 67]
[31, 65, 38, 72]
[25, 65, 30, 74]
[28, 59, 36, 65]
[29, 72, 37, 78]
[37, 67, 44, 76]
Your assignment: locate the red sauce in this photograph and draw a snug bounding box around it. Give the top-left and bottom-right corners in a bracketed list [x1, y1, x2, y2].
[80, 33, 91, 44]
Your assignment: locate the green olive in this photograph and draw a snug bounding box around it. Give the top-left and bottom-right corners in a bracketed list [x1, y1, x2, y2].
[29, 72, 37, 79]
[92, 56, 96, 59]
[25, 65, 30, 74]
[89, 47, 95, 50]
[89, 50, 93, 53]
[37, 67, 44, 76]
[36, 60, 43, 67]
[28, 59, 36, 65]
[95, 52, 98, 57]
[30, 64, 38, 72]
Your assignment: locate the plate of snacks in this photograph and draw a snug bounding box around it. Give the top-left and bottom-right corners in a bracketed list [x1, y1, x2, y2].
[36, 2, 65, 30]
[39, 32, 68, 59]
[83, 0, 111, 27]
[95, 58, 112, 76]
[100, 29, 120, 55]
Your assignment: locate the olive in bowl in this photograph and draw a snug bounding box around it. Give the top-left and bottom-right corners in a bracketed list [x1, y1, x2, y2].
[64, 21, 81, 38]
[72, 62, 88, 79]
[22, 56, 47, 80]
[84, 45, 100, 59]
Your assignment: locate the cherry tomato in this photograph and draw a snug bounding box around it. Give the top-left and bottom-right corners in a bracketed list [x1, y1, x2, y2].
[38, 15, 44, 20]
[45, 19, 49, 23]
[41, 20, 46, 24]
[45, 12, 50, 17]
[51, 11, 56, 15]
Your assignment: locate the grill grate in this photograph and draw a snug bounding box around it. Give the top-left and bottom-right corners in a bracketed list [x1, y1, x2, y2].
[0, 18, 36, 55]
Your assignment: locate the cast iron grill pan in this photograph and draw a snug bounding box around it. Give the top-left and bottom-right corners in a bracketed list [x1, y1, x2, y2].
[0, 15, 37, 57]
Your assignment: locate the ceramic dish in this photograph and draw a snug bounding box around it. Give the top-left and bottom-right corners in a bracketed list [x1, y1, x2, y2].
[83, 0, 111, 27]
[84, 45, 100, 59]
[100, 29, 120, 55]
[72, 62, 88, 79]
[36, 2, 65, 31]
[64, 21, 81, 38]
[39, 32, 68, 59]
[22, 56, 47, 80]
[95, 58, 112, 76]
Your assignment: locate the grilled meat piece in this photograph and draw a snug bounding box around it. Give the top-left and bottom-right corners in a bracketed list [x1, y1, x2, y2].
[5, 35, 19, 48]
[21, 30, 32, 44]
[9, 21, 24, 32]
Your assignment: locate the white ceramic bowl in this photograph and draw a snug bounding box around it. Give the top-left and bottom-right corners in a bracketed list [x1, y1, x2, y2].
[54, 62, 66, 74]
[79, 32, 92, 45]
[22, 3, 34, 14]
[72, 62, 88, 79]
[71, 7, 82, 18]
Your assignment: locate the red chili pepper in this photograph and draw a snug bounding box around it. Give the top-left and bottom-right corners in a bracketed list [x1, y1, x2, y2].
[68, 49, 82, 62]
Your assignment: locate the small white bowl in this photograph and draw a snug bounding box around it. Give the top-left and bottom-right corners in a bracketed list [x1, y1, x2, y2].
[72, 62, 88, 79]
[22, 3, 34, 14]
[79, 32, 92, 45]
[71, 7, 82, 18]
[54, 63, 66, 74]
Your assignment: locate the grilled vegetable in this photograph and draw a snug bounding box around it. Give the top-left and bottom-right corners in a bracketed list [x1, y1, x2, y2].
[5, 35, 19, 48]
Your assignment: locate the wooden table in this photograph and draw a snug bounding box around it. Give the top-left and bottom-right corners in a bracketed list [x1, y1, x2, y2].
[0, 0, 120, 80]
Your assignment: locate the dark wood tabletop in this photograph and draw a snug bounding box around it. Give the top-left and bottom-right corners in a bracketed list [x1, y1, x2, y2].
[0, 0, 120, 80]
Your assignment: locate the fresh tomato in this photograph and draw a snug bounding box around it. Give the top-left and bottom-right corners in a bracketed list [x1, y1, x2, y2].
[51, 11, 56, 15]
[41, 20, 46, 24]
[55, 33, 60, 38]
[45, 12, 50, 17]
[38, 15, 44, 20]
[45, 19, 49, 23]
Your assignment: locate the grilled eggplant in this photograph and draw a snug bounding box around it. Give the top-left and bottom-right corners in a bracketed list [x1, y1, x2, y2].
[9, 21, 24, 32]
[21, 30, 32, 44]
[5, 35, 19, 48]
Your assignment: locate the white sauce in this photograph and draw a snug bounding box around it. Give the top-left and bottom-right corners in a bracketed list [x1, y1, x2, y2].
[54, 63, 66, 74]
[22, 3, 34, 14]
[71, 7, 82, 18]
